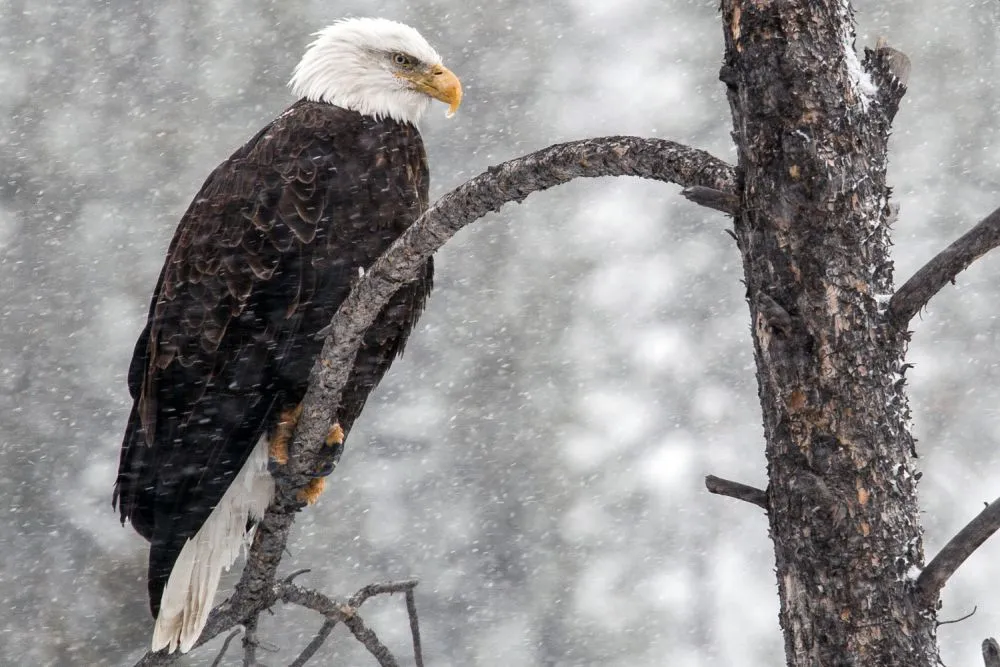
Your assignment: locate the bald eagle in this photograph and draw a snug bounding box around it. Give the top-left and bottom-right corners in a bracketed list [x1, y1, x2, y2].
[113, 18, 462, 654]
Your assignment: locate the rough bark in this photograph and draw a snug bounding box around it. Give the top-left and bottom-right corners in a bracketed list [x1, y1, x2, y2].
[720, 2, 935, 664]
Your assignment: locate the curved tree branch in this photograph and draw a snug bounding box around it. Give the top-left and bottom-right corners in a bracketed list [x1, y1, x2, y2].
[130, 135, 734, 665]
[886, 205, 1000, 328]
[289, 619, 336, 667]
[284, 136, 734, 482]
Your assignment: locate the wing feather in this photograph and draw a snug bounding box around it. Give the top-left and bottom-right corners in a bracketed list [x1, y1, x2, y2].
[115, 101, 433, 622]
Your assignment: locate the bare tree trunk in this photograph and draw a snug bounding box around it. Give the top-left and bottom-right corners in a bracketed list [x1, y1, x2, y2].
[719, 2, 936, 664]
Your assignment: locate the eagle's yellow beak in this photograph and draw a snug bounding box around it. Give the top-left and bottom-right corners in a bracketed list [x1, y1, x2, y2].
[405, 64, 463, 117]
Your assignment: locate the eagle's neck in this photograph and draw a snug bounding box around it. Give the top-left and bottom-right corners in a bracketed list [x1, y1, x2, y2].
[289, 46, 430, 124]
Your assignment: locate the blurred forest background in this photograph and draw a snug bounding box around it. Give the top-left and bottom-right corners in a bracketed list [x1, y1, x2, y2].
[1, 0, 998, 664]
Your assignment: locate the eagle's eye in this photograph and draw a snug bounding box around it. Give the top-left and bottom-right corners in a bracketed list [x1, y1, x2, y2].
[392, 53, 412, 67]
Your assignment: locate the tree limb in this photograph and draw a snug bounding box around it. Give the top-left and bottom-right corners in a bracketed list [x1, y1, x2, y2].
[283, 580, 419, 667]
[347, 580, 420, 607]
[283, 136, 734, 487]
[209, 629, 241, 667]
[704, 474, 768, 510]
[915, 498, 1000, 607]
[128, 135, 733, 665]
[289, 620, 336, 667]
[241, 615, 258, 667]
[281, 583, 408, 667]
[935, 606, 976, 627]
[886, 206, 1000, 328]
[406, 588, 424, 667]
[984, 638, 1000, 667]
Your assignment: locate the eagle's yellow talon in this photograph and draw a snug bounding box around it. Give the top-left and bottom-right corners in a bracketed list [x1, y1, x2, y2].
[297, 477, 326, 505]
[326, 423, 345, 447]
[269, 404, 304, 466]
[269, 443, 289, 466]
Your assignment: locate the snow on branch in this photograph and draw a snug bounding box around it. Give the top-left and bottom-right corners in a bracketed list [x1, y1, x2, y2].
[130, 135, 735, 665]
[861, 41, 909, 127]
[886, 205, 1000, 328]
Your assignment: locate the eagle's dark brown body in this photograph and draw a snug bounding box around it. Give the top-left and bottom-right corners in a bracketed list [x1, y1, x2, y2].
[114, 99, 433, 616]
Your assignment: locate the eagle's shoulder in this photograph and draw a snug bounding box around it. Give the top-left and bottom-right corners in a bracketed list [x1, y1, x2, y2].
[138, 100, 427, 406]
[141, 102, 354, 384]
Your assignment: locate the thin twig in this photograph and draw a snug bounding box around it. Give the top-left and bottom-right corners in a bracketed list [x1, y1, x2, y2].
[915, 498, 1000, 606]
[281, 583, 401, 667]
[349, 580, 419, 608]
[936, 606, 976, 627]
[705, 474, 768, 510]
[284, 569, 312, 584]
[886, 206, 1000, 328]
[288, 620, 337, 667]
[406, 589, 424, 667]
[339, 610, 400, 667]
[983, 638, 1000, 667]
[281, 580, 419, 667]
[209, 629, 242, 667]
[243, 615, 259, 667]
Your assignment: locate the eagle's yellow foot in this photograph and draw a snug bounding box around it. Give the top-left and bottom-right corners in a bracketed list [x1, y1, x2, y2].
[295, 423, 343, 503]
[326, 423, 345, 447]
[311, 422, 346, 477]
[269, 404, 303, 469]
[297, 477, 326, 505]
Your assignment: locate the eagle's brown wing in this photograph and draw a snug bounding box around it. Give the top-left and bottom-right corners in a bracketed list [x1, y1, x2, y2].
[114, 100, 432, 616]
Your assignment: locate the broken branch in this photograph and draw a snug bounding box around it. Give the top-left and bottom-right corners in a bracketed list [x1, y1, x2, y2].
[705, 475, 768, 510]
[681, 185, 739, 214]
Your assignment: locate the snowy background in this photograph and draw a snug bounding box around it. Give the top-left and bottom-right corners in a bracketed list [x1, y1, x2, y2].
[1, 0, 999, 664]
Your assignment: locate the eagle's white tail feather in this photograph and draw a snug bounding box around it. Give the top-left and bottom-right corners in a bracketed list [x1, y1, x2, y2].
[151, 436, 275, 653]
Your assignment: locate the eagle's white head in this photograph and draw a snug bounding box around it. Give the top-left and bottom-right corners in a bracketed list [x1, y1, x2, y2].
[290, 18, 463, 125]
